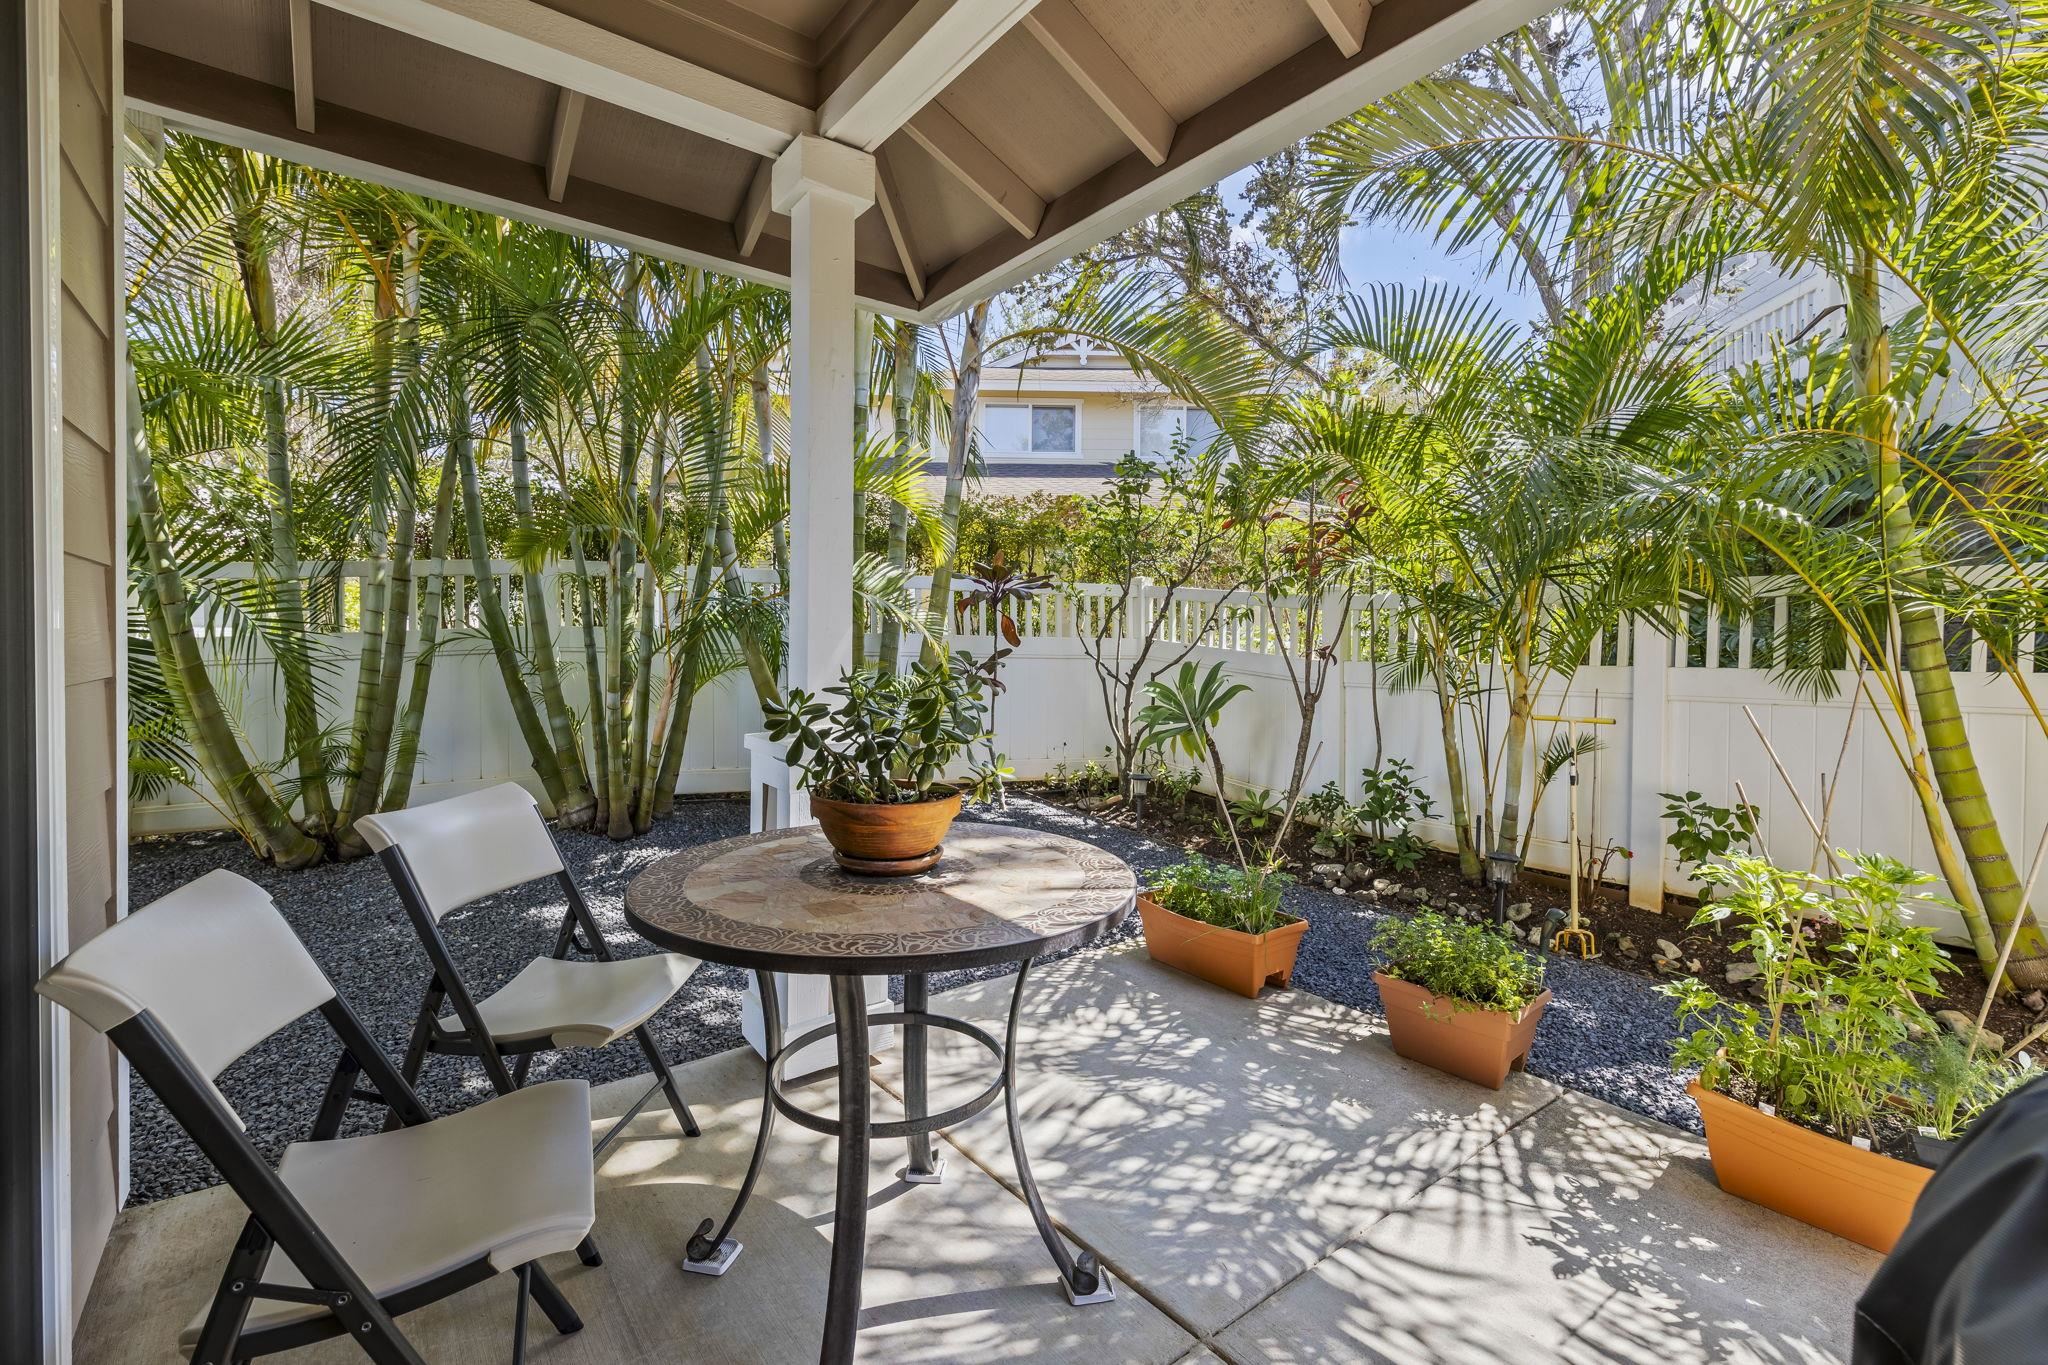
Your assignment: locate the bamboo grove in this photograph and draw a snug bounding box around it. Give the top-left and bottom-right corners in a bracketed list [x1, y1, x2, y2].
[124, 134, 1265, 866]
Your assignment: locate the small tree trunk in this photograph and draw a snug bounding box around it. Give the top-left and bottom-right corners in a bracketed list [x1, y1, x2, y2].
[922, 301, 989, 667]
[128, 369, 322, 867]
[571, 528, 613, 832]
[381, 443, 459, 812]
[752, 363, 787, 582]
[852, 309, 872, 670]
[1849, 252, 2030, 978]
[456, 387, 568, 808]
[511, 415, 596, 826]
[880, 321, 918, 673]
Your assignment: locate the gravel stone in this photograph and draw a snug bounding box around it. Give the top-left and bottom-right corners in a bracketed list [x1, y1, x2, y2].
[122, 791, 1702, 1205]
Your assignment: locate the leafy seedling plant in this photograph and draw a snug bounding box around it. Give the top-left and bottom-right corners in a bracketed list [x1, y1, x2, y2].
[1151, 855, 1294, 935]
[1663, 853, 1955, 1151]
[1370, 911, 1546, 1014]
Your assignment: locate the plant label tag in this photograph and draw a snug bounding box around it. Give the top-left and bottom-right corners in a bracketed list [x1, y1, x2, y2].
[1851, 1135, 1872, 1151]
[1757, 1102, 1775, 1117]
[1917, 1126, 1938, 1138]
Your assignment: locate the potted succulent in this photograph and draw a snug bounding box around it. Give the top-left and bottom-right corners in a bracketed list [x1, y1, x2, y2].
[762, 656, 1007, 874]
[1137, 856, 1308, 998]
[1663, 853, 1957, 1252]
[1370, 911, 1553, 1088]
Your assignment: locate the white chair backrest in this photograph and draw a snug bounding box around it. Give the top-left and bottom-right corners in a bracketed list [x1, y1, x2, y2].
[37, 869, 335, 1081]
[353, 783, 566, 921]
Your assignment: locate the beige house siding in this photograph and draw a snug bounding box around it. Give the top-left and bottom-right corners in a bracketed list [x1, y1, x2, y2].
[56, 0, 122, 1322]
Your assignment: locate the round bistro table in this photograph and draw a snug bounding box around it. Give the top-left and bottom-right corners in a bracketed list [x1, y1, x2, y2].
[622, 821, 1136, 1365]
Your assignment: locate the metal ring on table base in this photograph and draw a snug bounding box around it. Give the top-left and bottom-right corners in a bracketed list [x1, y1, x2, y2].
[767, 1010, 1008, 1139]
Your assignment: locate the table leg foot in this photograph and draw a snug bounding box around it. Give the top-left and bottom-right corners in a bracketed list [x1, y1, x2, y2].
[898, 1155, 946, 1185]
[1061, 1259, 1116, 1306]
[679, 1237, 743, 1277]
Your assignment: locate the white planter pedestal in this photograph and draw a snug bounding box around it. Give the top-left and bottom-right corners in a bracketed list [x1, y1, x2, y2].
[740, 730, 896, 1073]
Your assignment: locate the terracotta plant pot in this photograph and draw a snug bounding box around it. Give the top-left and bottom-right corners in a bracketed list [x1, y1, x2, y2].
[1687, 1082, 1932, 1252]
[810, 789, 962, 872]
[1137, 892, 1309, 999]
[1374, 972, 1551, 1089]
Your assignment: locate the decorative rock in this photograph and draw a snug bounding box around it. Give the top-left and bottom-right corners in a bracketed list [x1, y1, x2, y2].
[2025, 990, 2046, 1013]
[1656, 938, 1682, 962]
[1346, 862, 1373, 885]
[1725, 962, 1761, 984]
[1398, 886, 1428, 905]
[1310, 863, 1345, 887]
[1935, 1010, 2005, 1053]
[1616, 935, 1635, 955]
[1507, 901, 1534, 923]
[1372, 878, 1397, 893]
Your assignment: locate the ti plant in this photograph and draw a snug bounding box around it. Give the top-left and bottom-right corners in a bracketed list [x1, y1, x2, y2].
[763, 655, 1007, 806]
[953, 551, 1055, 744]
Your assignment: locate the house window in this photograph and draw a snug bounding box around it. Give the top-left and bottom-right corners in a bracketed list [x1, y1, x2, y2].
[1138, 403, 1220, 460]
[980, 402, 1078, 458]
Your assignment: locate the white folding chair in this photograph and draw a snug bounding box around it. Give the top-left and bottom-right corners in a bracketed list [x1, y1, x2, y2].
[37, 869, 595, 1365]
[354, 784, 704, 1168]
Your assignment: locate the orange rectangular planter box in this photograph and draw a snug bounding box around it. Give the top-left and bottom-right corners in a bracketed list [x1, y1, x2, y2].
[1374, 972, 1550, 1089]
[1687, 1082, 1932, 1253]
[1137, 892, 1308, 999]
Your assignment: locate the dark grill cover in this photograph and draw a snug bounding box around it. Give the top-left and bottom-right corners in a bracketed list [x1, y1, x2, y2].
[1854, 1080, 2048, 1364]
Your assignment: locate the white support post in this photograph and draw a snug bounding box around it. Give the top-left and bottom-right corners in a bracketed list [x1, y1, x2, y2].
[746, 135, 891, 1074]
[1628, 616, 1670, 911]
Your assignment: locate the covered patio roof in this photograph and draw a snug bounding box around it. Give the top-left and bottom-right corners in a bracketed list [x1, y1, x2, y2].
[125, 0, 1545, 322]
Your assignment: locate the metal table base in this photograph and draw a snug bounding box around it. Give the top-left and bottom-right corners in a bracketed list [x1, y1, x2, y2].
[679, 963, 1112, 1364]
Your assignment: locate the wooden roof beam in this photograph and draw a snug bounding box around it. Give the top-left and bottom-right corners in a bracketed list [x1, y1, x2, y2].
[817, 0, 1042, 151]
[316, 0, 814, 156]
[1021, 0, 1174, 166]
[903, 103, 1044, 238]
[1302, 0, 1372, 57]
[288, 0, 316, 133]
[544, 87, 584, 202]
[872, 145, 924, 300]
[734, 157, 774, 255]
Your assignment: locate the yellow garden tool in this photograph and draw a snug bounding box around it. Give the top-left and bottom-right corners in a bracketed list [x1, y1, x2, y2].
[1534, 712, 1615, 958]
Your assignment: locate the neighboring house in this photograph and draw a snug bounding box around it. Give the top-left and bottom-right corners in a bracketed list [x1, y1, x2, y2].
[925, 339, 1221, 500]
[1668, 255, 1982, 426]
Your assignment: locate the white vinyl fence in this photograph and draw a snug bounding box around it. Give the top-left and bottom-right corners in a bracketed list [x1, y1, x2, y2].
[138, 567, 2048, 942]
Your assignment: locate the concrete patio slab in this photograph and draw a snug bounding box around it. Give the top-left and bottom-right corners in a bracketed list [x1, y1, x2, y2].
[74, 1048, 1195, 1364]
[72, 950, 1879, 1364]
[889, 946, 1558, 1336]
[1211, 1089, 1877, 1364]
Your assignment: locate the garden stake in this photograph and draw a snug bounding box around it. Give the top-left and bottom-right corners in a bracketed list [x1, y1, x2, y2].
[1534, 712, 1613, 958]
[1968, 825, 2048, 1052]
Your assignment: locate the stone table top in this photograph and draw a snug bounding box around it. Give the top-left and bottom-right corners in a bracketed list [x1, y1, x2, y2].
[622, 823, 1137, 974]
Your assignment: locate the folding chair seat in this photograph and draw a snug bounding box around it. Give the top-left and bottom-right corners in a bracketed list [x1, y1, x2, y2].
[354, 783, 703, 1162]
[37, 869, 594, 1365]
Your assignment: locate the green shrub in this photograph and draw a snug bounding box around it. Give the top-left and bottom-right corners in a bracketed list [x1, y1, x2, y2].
[1370, 911, 1545, 1013]
[1150, 856, 1293, 934]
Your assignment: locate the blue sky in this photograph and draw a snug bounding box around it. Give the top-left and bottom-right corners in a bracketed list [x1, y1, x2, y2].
[1216, 165, 1545, 329]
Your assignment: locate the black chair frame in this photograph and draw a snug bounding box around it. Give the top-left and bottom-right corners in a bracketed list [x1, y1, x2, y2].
[377, 838, 701, 1163]
[112, 994, 582, 1365]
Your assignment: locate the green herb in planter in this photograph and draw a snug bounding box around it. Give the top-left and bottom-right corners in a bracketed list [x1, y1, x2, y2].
[1913, 1033, 2038, 1141]
[762, 656, 1007, 804]
[1151, 856, 1293, 935]
[1370, 911, 1545, 1013]
[1662, 853, 1955, 1147]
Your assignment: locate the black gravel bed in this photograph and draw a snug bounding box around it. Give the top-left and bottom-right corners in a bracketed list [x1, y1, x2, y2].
[124, 793, 1693, 1205]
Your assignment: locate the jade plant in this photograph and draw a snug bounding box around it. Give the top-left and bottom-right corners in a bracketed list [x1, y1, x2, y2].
[1370, 911, 1546, 1014]
[1662, 853, 1956, 1148]
[1150, 855, 1294, 935]
[762, 656, 1007, 805]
